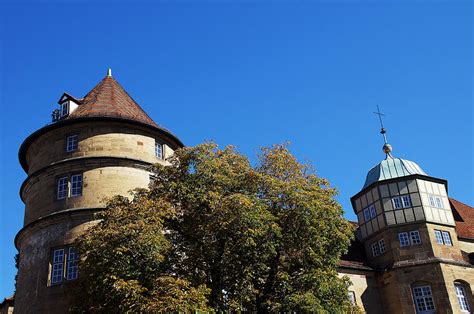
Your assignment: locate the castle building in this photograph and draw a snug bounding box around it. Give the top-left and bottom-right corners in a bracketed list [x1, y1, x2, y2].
[338, 137, 474, 313]
[14, 70, 184, 313]
[8, 71, 474, 313]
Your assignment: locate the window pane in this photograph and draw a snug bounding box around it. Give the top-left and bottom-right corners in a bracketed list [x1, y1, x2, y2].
[402, 195, 412, 208]
[66, 135, 78, 152]
[412, 286, 435, 313]
[442, 231, 452, 246]
[155, 141, 163, 159]
[372, 242, 380, 257]
[71, 174, 83, 196]
[392, 197, 402, 209]
[363, 208, 370, 222]
[455, 284, 470, 312]
[379, 239, 386, 253]
[57, 177, 68, 199]
[370, 205, 377, 218]
[434, 230, 444, 244]
[410, 231, 422, 245]
[399, 232, 410, 247]
[67, 248, 79, 280]
[51, 249, 64, 284]
[428, 195, 436, 207]
[435, 197, 443, 209]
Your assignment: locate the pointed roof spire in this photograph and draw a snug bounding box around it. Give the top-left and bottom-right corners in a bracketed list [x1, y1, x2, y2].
[65, 72, 158, 128]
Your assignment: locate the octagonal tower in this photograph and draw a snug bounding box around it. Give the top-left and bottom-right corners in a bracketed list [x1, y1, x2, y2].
[15, 70, 184, 313]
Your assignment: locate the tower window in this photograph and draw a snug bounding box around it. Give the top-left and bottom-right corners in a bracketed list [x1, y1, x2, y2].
[371, 242, 381, 257]
[412, 285, 435, 313]
[455, 283, 470, 312]
[71, 174, 83, 197]
[441, 231, 452, 246]
[57, 177, 68, 200]
[66, 135, 78, 152]
[434, 230, 444, 244]
[56, 174, 83, 200]
[378, 238, 386, 253]
[155, 141, 164, 159]
[428, 195, 444, 208]
[392, 195, 411, 209]
[369, 205, 377, 218]
[51, 249, 65, 284]
[434, 230, 452, 246]
[348, 291, 356, 306]
[410, 230, 422, 245]
[363, 208, 370, 222]
[399, 232, 410, 247]
[49, 247, 79, 285]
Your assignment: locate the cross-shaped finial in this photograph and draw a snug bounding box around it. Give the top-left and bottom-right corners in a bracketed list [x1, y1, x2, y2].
[373, 105, 388, 144]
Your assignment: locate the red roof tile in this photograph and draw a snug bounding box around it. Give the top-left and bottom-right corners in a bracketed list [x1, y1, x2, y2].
[66, 75, 158, 128]
[450, 198, 474, 240]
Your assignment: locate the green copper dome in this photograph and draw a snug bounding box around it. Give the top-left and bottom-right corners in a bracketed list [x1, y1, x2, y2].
[363, 154, 427, 189]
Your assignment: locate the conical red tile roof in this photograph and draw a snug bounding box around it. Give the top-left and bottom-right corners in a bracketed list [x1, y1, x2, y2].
[66, 75, 158, 128]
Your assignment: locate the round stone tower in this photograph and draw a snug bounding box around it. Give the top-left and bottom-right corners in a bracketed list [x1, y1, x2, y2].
[15, 70, 184, 313]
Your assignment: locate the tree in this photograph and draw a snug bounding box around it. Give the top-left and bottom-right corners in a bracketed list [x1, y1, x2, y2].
[73, 143, 354, 312]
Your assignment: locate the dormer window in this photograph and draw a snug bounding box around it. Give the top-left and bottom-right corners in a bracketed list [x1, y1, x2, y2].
[60, 101, 69, 117]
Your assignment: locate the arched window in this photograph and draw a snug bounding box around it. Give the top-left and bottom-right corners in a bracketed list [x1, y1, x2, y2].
[411, 284, 436, 314]
[454, 281, 472, 313]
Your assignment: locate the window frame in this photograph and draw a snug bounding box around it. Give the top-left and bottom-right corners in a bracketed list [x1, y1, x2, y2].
[155, 141, 164, 159]
[363, 208, 371, 222]
[441, 231, 452, 246]
[49, 246, 79, 286]
[412, 285, 436, 313]
[372, 242, 380, 257]
[378, 238, 386, 254]
[66, 135, 78, 153]
[402, 195, 412, 207]
[392, 196, 403, 209]
[57, 176, 69, 200]
[369, 204, 377, 219]
[60, 101, 69, 117]
[399, 232, 410, 247]
[434, 230, 444, 245]
[455, 283, 471, 312]
[410, 230, 422, 245]
[348, 291, 356, 306]
[70, 174, 83, 197]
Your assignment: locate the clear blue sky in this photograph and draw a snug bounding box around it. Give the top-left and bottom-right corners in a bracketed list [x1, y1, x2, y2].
[0, 0, 472, 298]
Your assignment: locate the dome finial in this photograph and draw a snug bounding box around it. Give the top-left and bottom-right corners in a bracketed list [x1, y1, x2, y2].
[107, 68, 112, 77]
[374, 105, 392, 155]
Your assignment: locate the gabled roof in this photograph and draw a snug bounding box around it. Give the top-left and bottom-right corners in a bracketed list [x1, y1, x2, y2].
[450, 198, 474, 240]
[363, 155, 427, 189]
[65, 75, 158, 128]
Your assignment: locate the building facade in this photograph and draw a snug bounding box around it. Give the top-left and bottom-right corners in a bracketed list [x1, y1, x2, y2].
[9, 72, 474, 313]
[338, 142, 474, 313]
[14, 71, 184, 313]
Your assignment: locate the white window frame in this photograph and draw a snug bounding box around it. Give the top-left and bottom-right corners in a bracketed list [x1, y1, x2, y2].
[455, 283, 470, 312]
[402, 195, 412, 207]
[399, 232, 410, 247]
[67, 247, 79, 280]
[51, 249, 65, 284]
[57, 177, 68, 200]
[372, 242, 380, 257]
[412, 285, 436, 313]
[435, 196, 443, 208]
[66, 135, 78, 152]
[392, 196, 403, 209]
[155, 141, 164, 159]
[441, 231, 452, 246]
[434, 230, 444, 244]
[379, 238, 386, 254]
[428, 194, 444, 208]
[410, 230, 422, 245]
[70, 174, 83, 197]
[60, 101, 69, 117]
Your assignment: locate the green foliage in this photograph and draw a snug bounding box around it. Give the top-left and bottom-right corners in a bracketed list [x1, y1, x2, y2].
[73, 143, 354, 312]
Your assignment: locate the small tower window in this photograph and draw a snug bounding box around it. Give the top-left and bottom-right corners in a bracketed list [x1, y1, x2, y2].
[392, 197, 402, 209]
[379, 238, 386, 253]
[71, 174, 83, 197]
[57, 177, 68, 200]
[66, 135, 78, 152]
[402, 195, 412, 207]
[155, 141, 164, 159]
[434, 230, 452, 246]
[49, 247, 79, 285]
[399, 232, 410, 247]
[412, 285, 435, 313]
[410, 230, 422, 245]
[371, 242, 380, 257]
[428, 195, 444, 208]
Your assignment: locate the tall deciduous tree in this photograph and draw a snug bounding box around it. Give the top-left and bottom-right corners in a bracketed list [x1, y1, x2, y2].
[73, 143, 354, 312]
